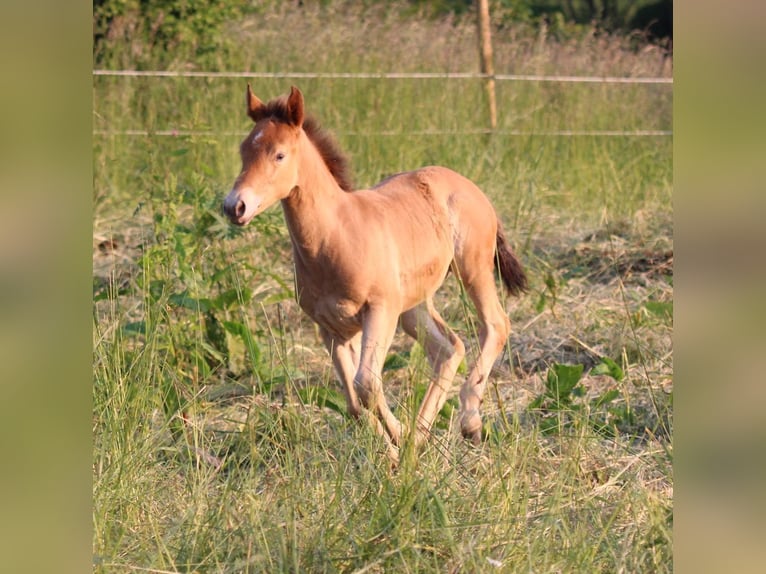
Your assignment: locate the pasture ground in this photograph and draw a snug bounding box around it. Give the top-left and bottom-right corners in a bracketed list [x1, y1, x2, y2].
[93, 4, 672, 572]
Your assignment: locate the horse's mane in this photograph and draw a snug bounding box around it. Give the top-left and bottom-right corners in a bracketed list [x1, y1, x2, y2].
[251, 97, 354, 192]
[303, 116, 354, 192]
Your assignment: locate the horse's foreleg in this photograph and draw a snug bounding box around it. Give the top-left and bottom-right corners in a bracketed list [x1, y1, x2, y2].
[320, 328, 363, 419]
[401, 301, 465, 447]
[322, 328, 399, 463]
[355, 307, 403, 449]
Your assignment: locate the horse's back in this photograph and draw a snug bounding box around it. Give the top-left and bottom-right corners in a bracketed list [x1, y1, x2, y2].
[370, 165, 492, 215]
[373, 165, 478, 194]
[405, 167, 501, 273]
[367, 164, 498, 242]
[397, 165, 498, 231]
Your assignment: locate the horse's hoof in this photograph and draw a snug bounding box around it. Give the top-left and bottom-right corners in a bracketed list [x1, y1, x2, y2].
[414, 426, 431, 449]
[460, 409, 482, 445]
[386, 444, 400, 468]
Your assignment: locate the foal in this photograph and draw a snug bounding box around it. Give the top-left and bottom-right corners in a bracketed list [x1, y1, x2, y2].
[223, 85, 526, 460]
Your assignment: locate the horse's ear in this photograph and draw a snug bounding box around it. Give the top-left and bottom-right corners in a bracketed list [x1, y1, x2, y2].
[246, 83, 263, 122]
[286, 86, 304, 127]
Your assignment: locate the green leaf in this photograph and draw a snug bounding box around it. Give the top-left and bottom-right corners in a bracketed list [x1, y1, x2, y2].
[644, 300, 673, 320]
[148, 279, 167, 301]
[592, 388, 620, 408]
[190, 350, 211, 378]
[539, 415, 561, 435]
[160, 375, 186, 442]
[434, 396, 459, 429]
[383, 352, 409, 371]
[528, 394, 545, 410]
[169, 291, 212, 313]
[261, 289, 295, 306]
[199, 339, 227, 366]
[121, 321, 146, 335]
[423, 489, 448, 528]
[173, 233, 187, 258]
[297, 386, 347, 416]
[222, 320, 261, 366]
[544, 275, 555, 291]
[590, 420, 617, 438]
[545, 363, 584, 402]
[591, 357, 625, 381]
[204, 311, 228, 358]
[212, 287, 252, 310]
[534, 291, 547, 313]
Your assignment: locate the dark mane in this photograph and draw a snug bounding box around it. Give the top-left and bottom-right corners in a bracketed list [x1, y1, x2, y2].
[303, 116, 354, 192]
[251, 96, 354, 192]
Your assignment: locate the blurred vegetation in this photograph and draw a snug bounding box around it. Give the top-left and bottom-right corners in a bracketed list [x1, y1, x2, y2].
[408, 0, 671, 40]
[93, 0, 671, 66]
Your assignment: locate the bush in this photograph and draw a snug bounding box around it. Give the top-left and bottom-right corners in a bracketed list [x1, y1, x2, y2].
[93, 0, 249, 65]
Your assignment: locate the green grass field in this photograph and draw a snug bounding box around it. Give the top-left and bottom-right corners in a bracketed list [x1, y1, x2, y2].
[93, 4, 672, 572]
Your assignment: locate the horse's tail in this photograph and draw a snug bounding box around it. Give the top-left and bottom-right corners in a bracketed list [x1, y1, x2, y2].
[495, 221, 528, 296]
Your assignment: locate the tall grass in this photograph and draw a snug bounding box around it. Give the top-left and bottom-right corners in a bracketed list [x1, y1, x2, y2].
[93, 3, 672, 572]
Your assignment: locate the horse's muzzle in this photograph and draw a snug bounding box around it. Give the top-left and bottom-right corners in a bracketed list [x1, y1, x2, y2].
[222, 192, 252, 226]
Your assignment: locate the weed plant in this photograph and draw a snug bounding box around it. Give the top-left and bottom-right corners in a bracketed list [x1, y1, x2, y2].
[93, 3, 672, 572]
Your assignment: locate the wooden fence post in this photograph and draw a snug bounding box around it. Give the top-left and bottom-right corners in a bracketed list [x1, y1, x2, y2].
[476, 0, 497, 130]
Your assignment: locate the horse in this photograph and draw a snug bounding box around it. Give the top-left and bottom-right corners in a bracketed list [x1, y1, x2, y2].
[223, 85, 527, 462]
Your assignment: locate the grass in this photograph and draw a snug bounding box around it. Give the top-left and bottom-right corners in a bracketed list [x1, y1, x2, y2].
[93, 3, 672, 572]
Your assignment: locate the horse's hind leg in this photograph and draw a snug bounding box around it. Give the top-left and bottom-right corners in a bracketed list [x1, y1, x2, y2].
[400, 299, 465, 446]
[457, 270, 511, 445]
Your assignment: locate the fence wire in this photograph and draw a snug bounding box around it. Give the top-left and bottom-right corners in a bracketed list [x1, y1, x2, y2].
[93, 69, 672, 84]
[93, 69, 672, 137]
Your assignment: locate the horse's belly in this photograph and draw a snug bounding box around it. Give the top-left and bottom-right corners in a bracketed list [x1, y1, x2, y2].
[399, 253, 451, 310]
[300, 292, 364, 339]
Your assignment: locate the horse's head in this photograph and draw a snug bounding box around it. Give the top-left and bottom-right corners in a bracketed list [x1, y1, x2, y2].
[223, 85, 305, 226]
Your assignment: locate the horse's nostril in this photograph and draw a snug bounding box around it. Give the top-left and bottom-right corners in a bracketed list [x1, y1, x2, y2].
[235, 200, 246, 218]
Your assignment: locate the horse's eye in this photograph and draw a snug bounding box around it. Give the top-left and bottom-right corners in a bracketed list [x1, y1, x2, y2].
[275, 152, 286, 162]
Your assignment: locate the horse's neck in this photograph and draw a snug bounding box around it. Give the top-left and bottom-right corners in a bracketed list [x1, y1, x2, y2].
[281, 136, 346, 260]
